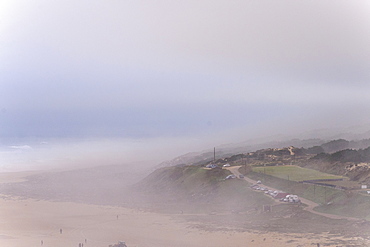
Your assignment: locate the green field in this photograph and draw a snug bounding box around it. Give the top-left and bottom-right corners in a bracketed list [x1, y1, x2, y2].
[252, 165, 344, 182]
[247, 170, 370, 218]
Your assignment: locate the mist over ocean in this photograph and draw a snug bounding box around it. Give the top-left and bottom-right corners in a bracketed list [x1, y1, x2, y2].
[0, 137, 214, 172]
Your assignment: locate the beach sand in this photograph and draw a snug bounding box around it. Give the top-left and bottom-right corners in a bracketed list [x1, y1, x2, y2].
[1, 196, 367, 247]
[0, 172, 368, 247]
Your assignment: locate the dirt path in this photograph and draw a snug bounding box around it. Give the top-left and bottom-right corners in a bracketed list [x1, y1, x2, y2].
[227, 166, 359, 221]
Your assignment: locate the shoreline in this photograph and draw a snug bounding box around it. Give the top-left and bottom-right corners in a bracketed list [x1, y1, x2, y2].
[0, 170, 43, 184]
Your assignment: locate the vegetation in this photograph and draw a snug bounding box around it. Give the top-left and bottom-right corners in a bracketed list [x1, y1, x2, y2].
[252, 165, 344, 182]
[315, 192, 370, 219]
[305, 145, 325, 155]
[135, 165, 272, 213]
[138, 138, 370, 220]
[321, 139, 350, 153]
[247, 171, 338, 203]
[245, 169, 370, 219]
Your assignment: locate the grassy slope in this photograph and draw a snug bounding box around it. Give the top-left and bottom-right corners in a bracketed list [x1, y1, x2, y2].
[247, 171, 343, 203]
[252, 165, 344, 181]
[247, 170, 370, 219]
[136, 164, 370, 219]
[316, 192, 370, 220]
[134, 165, 273, 213]
[134, 165, 370, 236]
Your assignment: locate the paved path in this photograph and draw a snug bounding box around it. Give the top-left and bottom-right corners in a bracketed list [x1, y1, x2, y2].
[227, 166, 360, 221]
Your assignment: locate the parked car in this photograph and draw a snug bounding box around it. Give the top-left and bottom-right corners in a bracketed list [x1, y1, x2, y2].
[251, 185, 260, 190]
[206, 164, 218, 169]
[109, 241, 127, 247]
[239, 174, 244, 178]
[225, 174, 236, 180]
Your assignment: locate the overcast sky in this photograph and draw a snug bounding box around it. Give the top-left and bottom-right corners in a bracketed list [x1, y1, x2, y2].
[1, 0, 370, 144]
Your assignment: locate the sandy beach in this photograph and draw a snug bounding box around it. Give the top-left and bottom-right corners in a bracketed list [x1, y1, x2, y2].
[0, 170, 369, 247]
[0, 196, 367, 247]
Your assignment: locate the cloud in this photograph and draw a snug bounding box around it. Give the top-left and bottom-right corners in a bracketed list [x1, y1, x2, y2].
[9, 145, 32, 150]
[1, 0, 369, 141]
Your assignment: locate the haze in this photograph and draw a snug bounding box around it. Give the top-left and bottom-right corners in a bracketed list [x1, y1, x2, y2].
[1, 1, 370, 171]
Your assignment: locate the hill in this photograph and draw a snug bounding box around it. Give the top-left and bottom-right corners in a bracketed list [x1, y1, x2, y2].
[133, 164, 370, 236]
[133, 165, 272, 213]
[158, 138, 370, 177]
[157, 138, 326, 167]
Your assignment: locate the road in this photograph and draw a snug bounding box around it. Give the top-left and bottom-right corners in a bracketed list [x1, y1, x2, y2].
[227, 166, 360, 221]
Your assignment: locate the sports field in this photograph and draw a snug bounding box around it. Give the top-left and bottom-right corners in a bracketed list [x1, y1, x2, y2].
[252, 165, 345, 182]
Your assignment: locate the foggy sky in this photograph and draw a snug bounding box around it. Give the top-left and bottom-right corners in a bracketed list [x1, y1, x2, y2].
[1, 0, 370, 143]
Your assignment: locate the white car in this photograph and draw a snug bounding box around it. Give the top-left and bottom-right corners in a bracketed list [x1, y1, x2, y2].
[223, 164, 231, 167]
[225, 174, 236, 179]
[206, 164, 217, 168]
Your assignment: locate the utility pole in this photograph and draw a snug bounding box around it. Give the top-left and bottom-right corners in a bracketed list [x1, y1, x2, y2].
[244, 157, 247, 174]
[214, 147, 215, 162]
